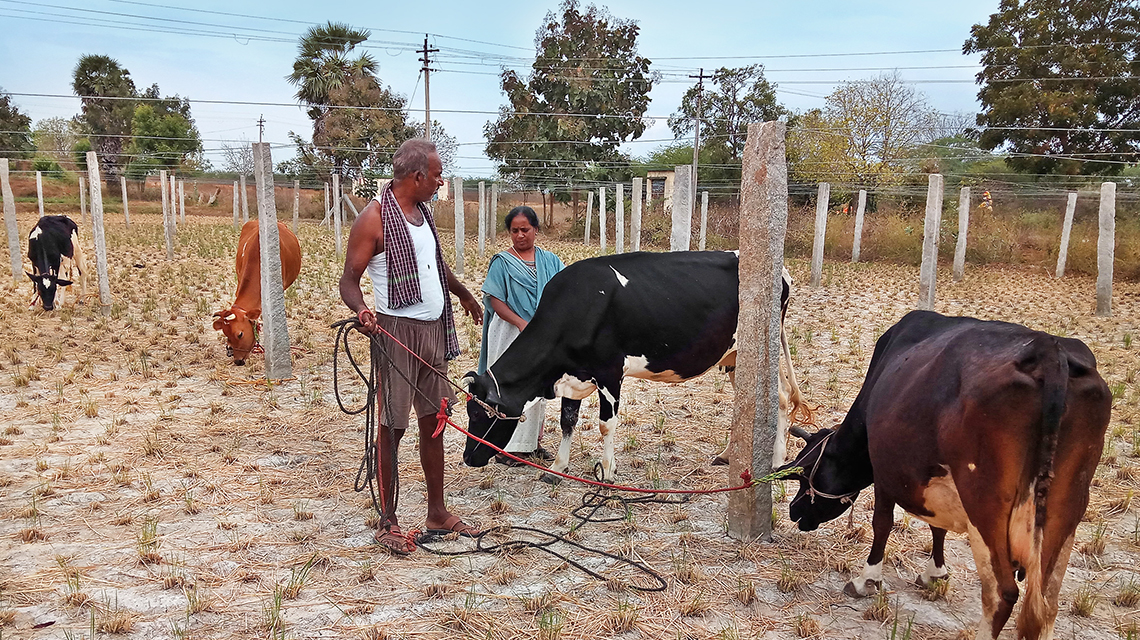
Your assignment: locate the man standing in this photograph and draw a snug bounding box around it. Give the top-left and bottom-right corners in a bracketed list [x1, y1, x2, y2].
[340, 139, 482, 554]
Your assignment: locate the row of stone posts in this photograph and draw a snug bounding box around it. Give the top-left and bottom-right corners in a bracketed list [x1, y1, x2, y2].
[575, 171, 713, 254]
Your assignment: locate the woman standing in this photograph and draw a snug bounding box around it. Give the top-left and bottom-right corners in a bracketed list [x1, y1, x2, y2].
[479, 206, 565, 465]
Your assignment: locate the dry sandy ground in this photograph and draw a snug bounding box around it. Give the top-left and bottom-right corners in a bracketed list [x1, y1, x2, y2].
[0, 204, 1137, 640]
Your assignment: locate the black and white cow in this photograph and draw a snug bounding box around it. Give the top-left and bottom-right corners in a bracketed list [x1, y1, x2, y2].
[460, 250, 809, 482]
[27, 215, 87, 311]
[778, 311, 1111, 639]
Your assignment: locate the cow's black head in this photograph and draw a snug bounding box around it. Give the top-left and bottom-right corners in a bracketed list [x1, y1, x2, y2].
[27, 272, 71, 311]
[777, 426, 860, 531]
[460, 370, 523, 467]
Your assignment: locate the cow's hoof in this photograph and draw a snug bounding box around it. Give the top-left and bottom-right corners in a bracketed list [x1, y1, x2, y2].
[539, 472, 562, 485]
[916, 573, 949, 589]
[843, 579, 880, 598]
[710, 455, 728, 466]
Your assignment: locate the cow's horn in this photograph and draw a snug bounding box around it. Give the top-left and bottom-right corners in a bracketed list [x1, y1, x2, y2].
[458, 376, 474, 390]
[224, 313, 237, 321]
[789, 426, 811, 441]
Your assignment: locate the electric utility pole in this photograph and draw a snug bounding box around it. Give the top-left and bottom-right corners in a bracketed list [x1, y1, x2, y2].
[419, 35, 439, 141]
[689, 68, 710, 200]
[257, 115, 266, 143]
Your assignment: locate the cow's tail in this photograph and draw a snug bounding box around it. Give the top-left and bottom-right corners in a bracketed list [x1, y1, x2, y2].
[1015, 336, 1069, 637]
[780, 322, 814, 427]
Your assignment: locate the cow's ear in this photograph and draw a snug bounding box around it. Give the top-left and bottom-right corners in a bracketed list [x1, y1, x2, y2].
[247, 308, 261, 321]
[212, 318, 225, 331]
[55, 279, 72, 287]
[26, 272, 36, 282]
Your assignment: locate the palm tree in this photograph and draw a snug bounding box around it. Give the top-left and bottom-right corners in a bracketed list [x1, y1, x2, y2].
[286, 22, 377, 138]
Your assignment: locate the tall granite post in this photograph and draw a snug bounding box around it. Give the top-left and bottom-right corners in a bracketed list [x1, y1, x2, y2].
[1056, 193, 1077, 278]
[917, 174, 944, 310]
[851, 189, 866, 262]
[698, 191, 709, 251]
[85, 151, 111, 315]
[36, 171, 44, 217]
[453, 176, 465, 277]
[332, 173, 342, 257]
[0, 159, 20, 283]
[160, 170, 174, 260]
[952, 187, 971, 282]
[292, 180, 300, 234]
[1096, 182, 1116, 317]
[810, 183, 829, 287]
[631, 177, 642, 252]
[252, 143, 292, 380]
[120, 176, 130, 228]
[240, 174, 249, 223]
[584, 190, 593, 245]
[477, 181, 486, 258]
[178, 179, 185, 225]
[489, 183, 499, 245]
[615, 183, 625, 254]
[727, 121, 788, 542]
[670, 166, 692, 251]
[599, 186, 607, 253]
[232, 180, 239, 229]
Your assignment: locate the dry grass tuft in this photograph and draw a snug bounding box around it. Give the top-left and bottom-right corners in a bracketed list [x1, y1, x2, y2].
[921, 577, 950, 601]
[608, 601, 638, 633]
[793, 614, 821, 637]
[863, 591, 891, 621]
[18, 528, 47, 542]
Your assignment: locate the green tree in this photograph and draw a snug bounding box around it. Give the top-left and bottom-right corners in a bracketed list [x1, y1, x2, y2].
[286, 22, 377, 141]
[964, 0, 1140, 175]
[668, 65, 787, 162]
[72, 54, 137, 186]
[313, 74, 415, 181]
[122, 101, 202, 181]
[484, 0, 656, 217]
[0, 90, 34, 159]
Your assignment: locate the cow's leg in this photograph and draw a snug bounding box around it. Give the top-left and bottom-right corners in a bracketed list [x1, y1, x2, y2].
[712, 367, 735, 465]
[845, 487, 894, 597]
[596, 377, 622, 482]
[917, 526, 949, 587]
[71, 229, 88, 302]
[966, 521, 1021, 639]
[544, 398, 581, 482]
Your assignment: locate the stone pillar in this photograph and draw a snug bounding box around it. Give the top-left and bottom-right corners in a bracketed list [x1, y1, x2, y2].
[292, 180, 300, 234]
[918, 174, 944, 311]
[599, 186, 607, 253]
[160, 170, 174, 260]
[79, 176, 87, 225]
[477, 181, 486, 258]
[453, 176, 464, 277]
[670, 166, 692, 251]
[252, 143, 292, 380]
[810, 183, 829, 287]
[240, 174, 249, 223]
[170, 174, 178, 228]
[36, 171, 44, 217]
[851, 189, 867, 262]
[698, 190, 709, 251]
[1056, 192, 1077, 278]
[644, 178, 652, 209]
[489, 183, 499, 245]
[615, 183, 625, 254]
[332, 174, 342, 258]
[631, 177, 642, 252]
[952, 187, 970, 282]
[664, 173, 674, 212]
[178, 179, 185, 225]
[232, 180, 239, 229]
[322, 183, 330, 226]
[120, 176, 130, 228]
[1096, 182, 1116, 317]
[728, 121, 788, 542]
[584, 190, 593, 245]
[85, 152, 111, 314]
[0, 159, 20, 284]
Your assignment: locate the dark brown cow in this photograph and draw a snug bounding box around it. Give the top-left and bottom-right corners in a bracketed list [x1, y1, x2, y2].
[779, 311, 1110, 640]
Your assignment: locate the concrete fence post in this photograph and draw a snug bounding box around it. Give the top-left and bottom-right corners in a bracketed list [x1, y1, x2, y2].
[599, 186, 607, 253]
[170, 174, 178, 229]
[160, 170, 174, 260]
[323, 183, 330, 226]
[584, 190, 593, 245]
[252, 143, 292, 380]
[728, 121, 787, 542]
[952, 186, 971, 282]
[851, 189, 867, 262]
[85, 151, 111, 315]
[478, 181, 486, 258]
[119, 176, 130, 228]
[671, 165, 692, 251]
[918, 174, 944, 310]
[79, 175, 87, 225]
[489, 183, 499, 245]
[332, 174, 342, 258]
[1056, 192, 1077, 278]
[615, 183, 625, 254]
[698, 190, 709, 251]
[453, 176, 464, 277]
[810, 182, 829, 286]
[292, 180, 300, 234]
[240, 174, 249, 223]
[1096, 182, 1116, 317]
[631, 177, 642, 252]
[0, 159, 20, 284]
[178, 179, 185, 225]
[232, 181, 239, 229]
[36, 171, 44, 217]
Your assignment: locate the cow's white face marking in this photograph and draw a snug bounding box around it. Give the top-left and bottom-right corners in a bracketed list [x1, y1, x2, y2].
[29, 227, 42, 239]
[42, 278, 50, 288]
[553, 374, 597, 400]
[610, 266, 629, 287]
[849, 561, 882, 597]
[916, 471, 969, 534]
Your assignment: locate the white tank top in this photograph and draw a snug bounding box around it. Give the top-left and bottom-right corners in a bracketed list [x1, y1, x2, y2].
[366, 212, 445, 321]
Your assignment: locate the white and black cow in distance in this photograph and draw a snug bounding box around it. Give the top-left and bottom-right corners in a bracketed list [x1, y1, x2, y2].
[27, 215, 87, 311]
[460, 250, 809, 482]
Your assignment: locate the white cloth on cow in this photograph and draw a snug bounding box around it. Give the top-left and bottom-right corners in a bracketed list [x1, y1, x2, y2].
[484, 312, 545, 453]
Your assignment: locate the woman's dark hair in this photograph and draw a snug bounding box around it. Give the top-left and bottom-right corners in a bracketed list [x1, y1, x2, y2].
[504, 205, 540, 231]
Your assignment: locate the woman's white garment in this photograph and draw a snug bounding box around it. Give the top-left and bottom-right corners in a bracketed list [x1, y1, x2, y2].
[365, 214, 445, 321]
[484, 313, 545, 452]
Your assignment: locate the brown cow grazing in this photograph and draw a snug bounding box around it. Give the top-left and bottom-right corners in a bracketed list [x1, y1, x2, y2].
[214, 220, 302, 365]
[779, 311, 1110, 640]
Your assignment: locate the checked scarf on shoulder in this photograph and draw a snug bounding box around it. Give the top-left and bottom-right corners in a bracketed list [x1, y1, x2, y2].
[378, 183, 460, 360]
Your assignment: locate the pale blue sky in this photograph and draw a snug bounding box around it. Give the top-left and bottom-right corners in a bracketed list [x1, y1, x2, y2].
[0, 0, 1001, 175]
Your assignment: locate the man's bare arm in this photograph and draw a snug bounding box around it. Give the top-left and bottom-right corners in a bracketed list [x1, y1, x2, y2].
[339, 200, 384, 332]
[443, 261, 483, 324]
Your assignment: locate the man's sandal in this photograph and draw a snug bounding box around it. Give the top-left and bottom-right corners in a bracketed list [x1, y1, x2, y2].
[373, 526, 416, 555]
